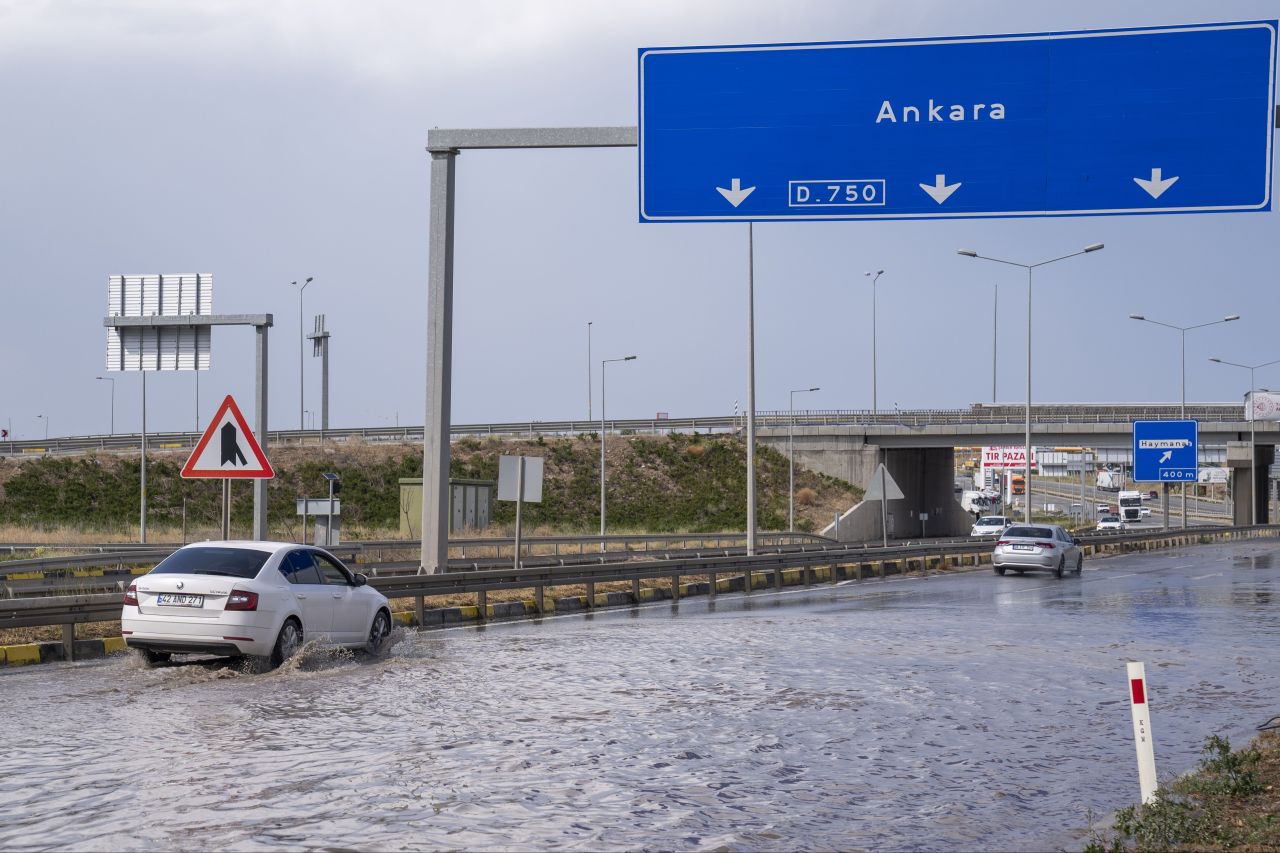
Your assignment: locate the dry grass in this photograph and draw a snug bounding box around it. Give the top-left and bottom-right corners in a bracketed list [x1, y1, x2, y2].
[795, 487, 817, 506]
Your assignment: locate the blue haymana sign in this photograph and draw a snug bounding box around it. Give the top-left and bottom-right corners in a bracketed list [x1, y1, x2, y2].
[1133, 420, 1199, 483]
[638, 21, 1277, 222]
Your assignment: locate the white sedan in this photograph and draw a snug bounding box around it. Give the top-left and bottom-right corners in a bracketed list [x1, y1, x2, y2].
[1096, 516, 1127, 532]
[970, 515, 1012, 536]
[122, 541, 392, 668]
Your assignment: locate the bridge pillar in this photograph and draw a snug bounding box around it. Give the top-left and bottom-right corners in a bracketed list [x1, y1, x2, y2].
[1228, 441, 1274, 525]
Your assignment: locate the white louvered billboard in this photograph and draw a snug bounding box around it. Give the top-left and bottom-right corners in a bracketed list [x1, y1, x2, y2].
[105, 274, 212, 371]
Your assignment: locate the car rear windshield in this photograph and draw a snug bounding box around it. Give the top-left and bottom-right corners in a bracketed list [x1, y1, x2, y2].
[1003, 526, 1054, 539]
[149, 547, 271, 579]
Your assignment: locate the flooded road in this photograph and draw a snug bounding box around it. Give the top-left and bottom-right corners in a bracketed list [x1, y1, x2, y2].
[3, 540, 1279, 852]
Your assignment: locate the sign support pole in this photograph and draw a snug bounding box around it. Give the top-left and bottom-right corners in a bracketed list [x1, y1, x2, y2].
[746, 222, 757, 557]
[140, 371, 147, 544]
[253, 323, 269, 540]
[221, 479, 230, 539]
[513, 456, 525, 572]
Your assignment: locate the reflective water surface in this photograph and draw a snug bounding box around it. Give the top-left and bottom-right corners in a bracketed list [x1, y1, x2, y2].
[3, 540, 1279, 852]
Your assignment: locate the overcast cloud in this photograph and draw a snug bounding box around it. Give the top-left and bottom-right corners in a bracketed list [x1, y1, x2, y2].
[1, 0, 1277, 440]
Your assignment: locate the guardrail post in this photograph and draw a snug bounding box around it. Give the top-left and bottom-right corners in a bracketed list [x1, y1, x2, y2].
[709, 571, 717, 598]
[774, 564, 783, 590]
[534, 585, 545, 615]
[62, 623, 75, 661]
[477, 588, 487, 622]
[586, 581, 595, 609]
[631, 577, 641, 602]
[671, 574, 680, 601]
[415, 594, 424, 626]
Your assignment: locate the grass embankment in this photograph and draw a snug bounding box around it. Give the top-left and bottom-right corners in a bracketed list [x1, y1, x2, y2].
[1085, 732, 1280, 852]
[0, 433, 860, 539]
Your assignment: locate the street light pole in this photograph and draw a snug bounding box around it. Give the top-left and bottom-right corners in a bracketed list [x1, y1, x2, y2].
[789, 386, 820, 531]
[600, 355, 637, 547]
[959, 243, 1105, 523]
[292, 277, 313, 430]
[36, 414, 47, 441]
[864, 270, 884, 414]
[992, 283, 998, 403]
[587, 321, 593, 421]
[95, 376, 115, 435]
[1129, 313, 1239, 528]
[1209, 355, 1280, 526]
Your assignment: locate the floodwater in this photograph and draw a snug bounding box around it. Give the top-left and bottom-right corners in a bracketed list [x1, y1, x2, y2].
[3, 540, 1279, 852]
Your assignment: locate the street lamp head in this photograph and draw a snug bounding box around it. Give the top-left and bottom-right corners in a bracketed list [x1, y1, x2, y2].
[305, 277, 313, 284]
[1083, 242, 1105, 253]
[1225, 315, 1241, 322]
[1128, 314, 1145, 321]
[1209, 357, 1223, 363]
[624, 355, 637, 361]
[808, 386, 820, 392]
[957, 249, 977, 257]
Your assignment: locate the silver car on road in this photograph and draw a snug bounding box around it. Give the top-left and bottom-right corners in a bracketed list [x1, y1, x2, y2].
[992, 523, 1083, 578]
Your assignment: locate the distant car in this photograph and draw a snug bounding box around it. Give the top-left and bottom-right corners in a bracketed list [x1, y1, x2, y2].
[1095, 503, 1110, 514]
[1097, 516, 1126, 532]
[971, 515, 1012, 536]
[1148, 490, 1159, 500]
[992, 523, 1083, 577]
[1139, 506, 1152, 518]
[122, 541, 392, 669]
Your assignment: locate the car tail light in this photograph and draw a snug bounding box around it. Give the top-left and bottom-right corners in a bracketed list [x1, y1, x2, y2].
[225, 589, 259, 611]
[123, 584, 139, 607]
[996, 540, 1009, 546]
[1039, 542, 1056, 549]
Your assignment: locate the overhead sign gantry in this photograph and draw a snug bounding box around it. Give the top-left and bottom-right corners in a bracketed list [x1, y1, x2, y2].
[639, 21, 1277, 222]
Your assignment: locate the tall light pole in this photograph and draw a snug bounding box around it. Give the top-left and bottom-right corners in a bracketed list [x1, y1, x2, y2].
[1209, 355, 1280, 526]
[865, 270, 884, 414]
[1130, 313, 1240, 528]
[36, 414, 47, 440]
[291, 277, 313, 430]
[600, 355, 637, 546]
[789, 386, 820, 531]
[95, 376, 115, 435]
[587, 321, 593, 421]
[992, 283, 999, 403]
[958, 243, 1105, 523]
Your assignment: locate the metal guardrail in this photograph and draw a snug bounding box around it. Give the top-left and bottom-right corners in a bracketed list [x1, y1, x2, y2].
[0, 532, 831, 582]
[0, 404, 1260, 457]
[4, 525, 1274, 632]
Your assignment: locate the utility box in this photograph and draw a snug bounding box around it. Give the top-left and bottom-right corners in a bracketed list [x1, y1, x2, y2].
[399, 478, 495, 537]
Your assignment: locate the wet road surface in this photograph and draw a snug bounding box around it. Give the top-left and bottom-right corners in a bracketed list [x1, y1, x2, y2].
[2, 539, 1278, 852]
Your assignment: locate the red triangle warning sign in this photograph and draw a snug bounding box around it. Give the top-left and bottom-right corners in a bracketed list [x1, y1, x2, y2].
[181, 395, 275, 479]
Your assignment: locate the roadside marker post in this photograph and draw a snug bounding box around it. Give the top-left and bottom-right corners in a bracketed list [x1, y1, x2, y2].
[1127, 661, 1159, 804]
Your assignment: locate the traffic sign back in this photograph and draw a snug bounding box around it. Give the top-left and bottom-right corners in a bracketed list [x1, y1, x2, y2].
[1132, 420, 1198, 483]
[182, 395, 274, 479]
[639, 21, 1276, 221]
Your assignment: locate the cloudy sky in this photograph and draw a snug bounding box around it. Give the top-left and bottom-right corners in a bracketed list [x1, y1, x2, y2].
[2, 0, 1277, 440]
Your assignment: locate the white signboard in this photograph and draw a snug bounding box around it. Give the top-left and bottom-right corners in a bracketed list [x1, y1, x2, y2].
[980, 446, 1040, 473]
[1247, 391, 1280, 422]
[497, 455, 544, 502]
[106, 273, 213, 371]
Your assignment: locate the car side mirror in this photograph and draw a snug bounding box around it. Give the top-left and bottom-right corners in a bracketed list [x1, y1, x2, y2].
[353, 573, 368, 587]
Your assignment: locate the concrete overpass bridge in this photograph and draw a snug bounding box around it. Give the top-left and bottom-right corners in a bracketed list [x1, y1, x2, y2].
[757, 403, 1276, 540]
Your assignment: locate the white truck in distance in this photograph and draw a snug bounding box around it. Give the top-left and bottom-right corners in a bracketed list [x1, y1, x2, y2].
[1097, 470, 1122, 491]
[1118, 490, 1144, 524]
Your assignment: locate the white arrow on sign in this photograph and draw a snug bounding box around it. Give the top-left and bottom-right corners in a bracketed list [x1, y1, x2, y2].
[715, 178, 756, 207]
[1159, 450, 1173, 464]
[1134, 167, 1179, 199]
[919, 174, 961, 204]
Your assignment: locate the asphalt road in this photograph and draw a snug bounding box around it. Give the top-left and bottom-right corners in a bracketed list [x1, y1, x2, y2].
[2, 538, 1278, 851]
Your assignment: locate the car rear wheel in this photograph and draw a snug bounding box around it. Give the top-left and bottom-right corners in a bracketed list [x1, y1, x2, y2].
[993, 565, 1006, 576]
[1075, 555, 1084, 574]
[269, 618, 303, 669]
[366, 610, 391, 654]
[1055, 556, 1065, 579]
[139, 649, 171, 668]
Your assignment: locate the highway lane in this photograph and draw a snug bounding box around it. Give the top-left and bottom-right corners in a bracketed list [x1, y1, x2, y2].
[2, 539, 1278, 851]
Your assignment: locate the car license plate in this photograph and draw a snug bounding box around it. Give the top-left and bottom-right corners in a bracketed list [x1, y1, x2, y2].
[1012, 544, 1034, 551]
[157, 593, 204, 608]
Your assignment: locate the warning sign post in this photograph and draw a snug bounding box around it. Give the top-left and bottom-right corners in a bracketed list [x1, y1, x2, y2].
[182, 395, 274, 538]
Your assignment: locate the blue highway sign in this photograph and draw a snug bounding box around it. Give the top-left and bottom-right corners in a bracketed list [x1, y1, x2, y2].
[1133, 420, 1199, 483]
[638, 21, 1277, 222]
